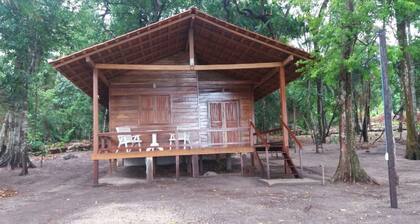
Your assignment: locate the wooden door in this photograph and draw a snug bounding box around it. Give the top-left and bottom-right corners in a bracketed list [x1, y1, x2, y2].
[209, 101, 240, 145]
[209, 102, 223, 144]
[225, 101, 240, 143]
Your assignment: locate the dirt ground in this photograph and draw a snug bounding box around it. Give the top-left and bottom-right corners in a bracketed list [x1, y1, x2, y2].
[1, 142, 419, 224]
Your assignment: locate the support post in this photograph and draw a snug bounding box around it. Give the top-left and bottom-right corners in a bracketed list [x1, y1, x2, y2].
[92, 68, 99, 185]
[175, 155, 180, 179]
[175, 128, 180, 179]
[378, 29, 398, 208]
[93, 160, 99, 185]
[265, 145, 270, 179]
[146, 157, 154, 183]
[192, 155, 199, 178]
[279, 65, 289, 174]
[240, 153, 245, 176]
[108, 159, 113, 174]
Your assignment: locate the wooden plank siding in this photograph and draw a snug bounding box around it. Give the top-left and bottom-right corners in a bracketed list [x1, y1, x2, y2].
[107, 52, 254, 149]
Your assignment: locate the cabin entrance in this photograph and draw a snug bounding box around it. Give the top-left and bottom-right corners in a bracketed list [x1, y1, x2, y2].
[209, 101, 240, 145]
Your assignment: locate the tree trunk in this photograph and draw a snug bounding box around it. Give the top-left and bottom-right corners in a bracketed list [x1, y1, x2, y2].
[332, 0, 374, 183]
[316, 77, 327, 144]
[353, 90, 361, 135]
[361, 78, 370, 143]
[395, 16, 420, 159]
[0, 110, 35, 174]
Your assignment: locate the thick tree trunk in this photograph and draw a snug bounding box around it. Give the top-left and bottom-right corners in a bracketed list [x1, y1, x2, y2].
[395, 17, 420, 159]
[332, 0, 374, 183]
[0, 110, 35, 174]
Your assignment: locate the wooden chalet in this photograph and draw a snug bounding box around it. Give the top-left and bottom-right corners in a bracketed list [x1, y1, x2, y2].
[49, 8, 310, 184]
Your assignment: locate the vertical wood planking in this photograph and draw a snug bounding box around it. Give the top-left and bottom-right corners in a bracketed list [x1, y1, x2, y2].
[189, 17, 195, 66]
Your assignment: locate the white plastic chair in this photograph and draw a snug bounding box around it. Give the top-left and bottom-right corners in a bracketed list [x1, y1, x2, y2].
[169, 132, 191, 149]
[116, 127, 142, 152]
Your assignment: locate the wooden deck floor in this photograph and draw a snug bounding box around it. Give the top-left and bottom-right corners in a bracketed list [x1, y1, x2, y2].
[91, 146, 255, 160]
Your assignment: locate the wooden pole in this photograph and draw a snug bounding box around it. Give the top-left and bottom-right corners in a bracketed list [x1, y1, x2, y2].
[146, 157, 154, 183]
[175, 155, 180, 179]
[192, 155, 199, 177]
[378, 29, 398, 208]
[240, 153, 245, 176]
[175, 129, 180, 179]
[265, 145, 270, 179]
[92, 68, 99, 185]
[279, 65, 289, 174]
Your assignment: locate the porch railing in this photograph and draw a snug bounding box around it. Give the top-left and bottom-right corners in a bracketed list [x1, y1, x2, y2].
[96, 127, 251, 153]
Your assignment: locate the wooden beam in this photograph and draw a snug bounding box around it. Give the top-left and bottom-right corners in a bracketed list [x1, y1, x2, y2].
[52, 14, 194, 68]
[86, 57, 109, 86]
[95, 62, 283, 71]
[254, 68, 277, 90]
[199, 80, 254, 85]
[195, 16, 311, 60]
[91, 147, 255, 160]
[279, 66, 289, 152]
[195, 62, 282, 70]
[282, 55, 294, 67]
[92, 68, 99, 185]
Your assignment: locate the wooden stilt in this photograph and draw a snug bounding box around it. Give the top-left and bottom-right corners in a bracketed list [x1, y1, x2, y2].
[175, 155, 180, 179]
[153, 157, 157, 176]
[93, 160, 99, 185]
[240, 153, 244, 176]
[192, 155, 199, 177]
[146, 157, 154, 183]
[265, 145, 270, 179]
[250, 152, 255, 168]
[113, 159, 117, 170]
[108, 159, 113, 174]
[226, 154, 232, 171]
[187, 156, 192, 175]
[199, 155, 203, 174]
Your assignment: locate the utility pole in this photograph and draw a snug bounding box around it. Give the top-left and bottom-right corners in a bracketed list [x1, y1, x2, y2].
[378, 29, 398, 209]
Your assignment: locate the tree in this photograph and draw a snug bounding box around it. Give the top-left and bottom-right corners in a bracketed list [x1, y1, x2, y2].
[332, 0, 373, 183]
[0, 0, 75, 174]
[294, 0, 378, 183]
[392, 0, 420, 159]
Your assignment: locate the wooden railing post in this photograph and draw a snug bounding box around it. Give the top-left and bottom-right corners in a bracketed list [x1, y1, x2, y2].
[175, 128, 180, 179]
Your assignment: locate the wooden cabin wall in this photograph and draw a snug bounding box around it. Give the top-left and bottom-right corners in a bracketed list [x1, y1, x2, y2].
[108, 52, 255, 146]
[108, 52, 199, 143]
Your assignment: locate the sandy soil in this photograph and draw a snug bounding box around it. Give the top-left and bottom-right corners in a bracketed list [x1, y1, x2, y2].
[1, 142, 419, 224]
